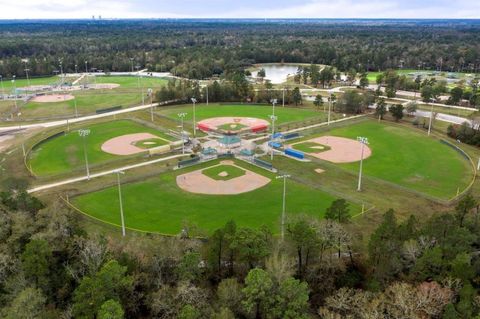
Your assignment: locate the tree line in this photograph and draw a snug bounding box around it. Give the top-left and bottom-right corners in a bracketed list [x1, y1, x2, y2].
[1, 176, 479, 318]
[0, 20, 479, 80]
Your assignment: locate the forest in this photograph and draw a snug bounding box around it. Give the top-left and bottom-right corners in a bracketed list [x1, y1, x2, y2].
[1, 179, 480, 318]
[0, 20, 479, 79]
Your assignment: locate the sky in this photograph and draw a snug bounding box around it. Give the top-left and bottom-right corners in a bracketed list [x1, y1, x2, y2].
[0, 0, 479, 19]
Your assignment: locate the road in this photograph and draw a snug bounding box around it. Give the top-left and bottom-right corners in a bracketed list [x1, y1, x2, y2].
[28, 153, 185, 193]
[0, 100, 178, 132]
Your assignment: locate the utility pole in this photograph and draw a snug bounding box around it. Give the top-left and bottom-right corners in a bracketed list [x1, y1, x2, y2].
[148, 88, 153, 122]
[427, 103, 434, 136]
[357, 136, 369, 191]
[282, 87, 285, 107]
[79, 129, 91, 180]
[114, 170, 126, 237]
[12, 76, 18, 114]
[191, 98, 197, 137]
[276, 174, 290, 241]
[270, 114, 277, 161]
[178, 112, 187, 154]
[206, 84, 209, 105]
[271, 98, 277, 117]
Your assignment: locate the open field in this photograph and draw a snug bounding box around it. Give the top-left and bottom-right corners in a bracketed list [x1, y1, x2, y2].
[71, 159, 359, 235]
[28, 119, 175, 176]
[0, 75, 168, 120]
[0, 75, 62, 93]
[158, 103, 330, 125]
[300, 120, 473, 199]
[94, 75, 168, 88]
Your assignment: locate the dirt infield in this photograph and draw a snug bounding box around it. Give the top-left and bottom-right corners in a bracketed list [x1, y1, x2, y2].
[101, 133, 161, 155]
[31, 94, 75, 103]
[292, 136, 372, 163]
[176, 160, 271, 195]
[198, 117, 269, 131]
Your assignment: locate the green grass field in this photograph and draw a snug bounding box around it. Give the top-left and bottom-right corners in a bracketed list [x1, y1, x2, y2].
[310, 120, 473, 199]
[0, 75, 62, 93]
[159, 103, 326, 125]
[292, 141, 330, 153]
[72, 159, 359, 235]
[202, 164, 246, 180]
[93, 75, 168, 88]
[29, 120, 174, 176]
[1, 76, 168, 119]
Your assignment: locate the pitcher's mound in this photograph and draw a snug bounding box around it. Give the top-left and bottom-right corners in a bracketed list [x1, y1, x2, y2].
[31, 94, 75, 103]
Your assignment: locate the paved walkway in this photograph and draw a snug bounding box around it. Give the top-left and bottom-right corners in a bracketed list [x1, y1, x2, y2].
[28, 153, 185, 193]
[0, 100, 178, 132]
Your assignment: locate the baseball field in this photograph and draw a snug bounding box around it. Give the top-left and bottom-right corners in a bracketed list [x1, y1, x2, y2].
[71, 159, 359, 235]
[28, 120, 176, 176]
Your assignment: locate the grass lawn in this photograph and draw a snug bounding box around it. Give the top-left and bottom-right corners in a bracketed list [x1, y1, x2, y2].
[29, 120, 174, 176]
[0, 76, 62, 93]
[316, 120, 473, 199]
[202, 164, 246, 181]
[21, 91, 143, 118]
[72, 159, 359, 235]
[94, 76, 169, 88]
[292, 141, 330, 153]
[159, 103, 325, 125]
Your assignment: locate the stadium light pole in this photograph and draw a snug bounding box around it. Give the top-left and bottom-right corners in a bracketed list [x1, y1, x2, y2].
[141, 75, 145, 105]
[74, 98, 78, 117]
[0, 75, 4, 99]
[114, 170, 126, 237]
[79, 129, 91, 180]
[427, 103, 434, 136]
[12, 76, 18, 114]
[276, 174, 290, 241]
[178, 112, 187, 154]
[206, 84, 209, 105]
[269, 114, 277, 161]
[191, 98, 197, 137]
[357, 136, 369, 191]
[271, 98, 277, 117]
[84, 61, 88, 86]
[148, 88, 154, 121]
[328, 89, 333, 125]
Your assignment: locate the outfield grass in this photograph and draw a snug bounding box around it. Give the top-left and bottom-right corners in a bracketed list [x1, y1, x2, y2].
[94, 76, 169, 88]
[313, 120, 473, 199]
[21, 91, 144, 118]
[202, 164, 246, 181]
[159, 103, 326, 125]
[29, 120, 174, 176]
[72, 159, 359, 235]
[0, 76, 62, 93]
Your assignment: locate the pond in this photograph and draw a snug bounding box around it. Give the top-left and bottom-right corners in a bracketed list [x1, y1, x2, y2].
[251, 64, 300, 84]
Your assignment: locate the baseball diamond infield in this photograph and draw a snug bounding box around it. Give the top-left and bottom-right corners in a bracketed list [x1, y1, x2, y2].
[292, 136, 372, 163]
[197, 117, 269, 134]
[101, 133, 169, 155]
[31, 94, 75, 103]
[176, 160, 271, 195]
